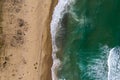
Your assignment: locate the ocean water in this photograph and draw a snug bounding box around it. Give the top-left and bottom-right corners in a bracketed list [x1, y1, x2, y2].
[51, 0, 120, 80]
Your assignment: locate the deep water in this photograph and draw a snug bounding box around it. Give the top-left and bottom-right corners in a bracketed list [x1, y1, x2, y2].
[56, 0, 120, 80]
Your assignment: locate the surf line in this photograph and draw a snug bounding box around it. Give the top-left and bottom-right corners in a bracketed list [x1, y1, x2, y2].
[108, 47, 120, 80]
[50, 0, 74, 80]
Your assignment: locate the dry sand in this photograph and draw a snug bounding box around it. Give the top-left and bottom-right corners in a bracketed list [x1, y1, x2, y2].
[0, 0, 57, 80]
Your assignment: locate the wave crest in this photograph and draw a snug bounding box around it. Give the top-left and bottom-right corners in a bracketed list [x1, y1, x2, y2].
[108, 47, 120, 80]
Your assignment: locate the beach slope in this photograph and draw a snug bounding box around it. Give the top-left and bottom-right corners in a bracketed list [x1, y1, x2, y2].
[0, 0, 57, 80]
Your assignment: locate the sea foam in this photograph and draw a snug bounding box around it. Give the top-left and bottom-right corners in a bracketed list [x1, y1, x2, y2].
[108, 47, 120, 80]
[82, 45, 109, 80]
[50, 0, 73, 80]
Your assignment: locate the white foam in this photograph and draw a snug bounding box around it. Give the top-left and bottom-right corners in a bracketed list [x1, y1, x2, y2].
[50, 0, 74, 80]
[108, 47, 120, 80]
[79, 45, 109, 80]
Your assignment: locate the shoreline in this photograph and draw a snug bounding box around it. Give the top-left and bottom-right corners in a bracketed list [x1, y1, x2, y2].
[50, 0, 74, 79]
[0, 0, 57, 80]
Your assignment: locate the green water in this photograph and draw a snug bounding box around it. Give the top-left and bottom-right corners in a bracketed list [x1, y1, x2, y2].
[57, 0, 120, 80]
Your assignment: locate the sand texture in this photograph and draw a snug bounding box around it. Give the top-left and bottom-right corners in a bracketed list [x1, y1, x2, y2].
[0, 0, 57, 80]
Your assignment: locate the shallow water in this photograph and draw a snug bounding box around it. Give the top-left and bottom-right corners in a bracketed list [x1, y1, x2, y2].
[51, 0, 120, 80]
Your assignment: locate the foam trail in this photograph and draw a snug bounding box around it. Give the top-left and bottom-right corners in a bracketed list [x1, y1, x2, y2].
[82, 45, 109, 80]
[108, 47, 120, 80]
[50, 0, 74, 80]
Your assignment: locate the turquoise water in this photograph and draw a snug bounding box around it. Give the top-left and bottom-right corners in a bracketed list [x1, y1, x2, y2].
[56, 0, 120, 80]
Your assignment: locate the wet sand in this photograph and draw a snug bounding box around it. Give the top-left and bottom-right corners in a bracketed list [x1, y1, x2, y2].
[0, 0, 57, 80]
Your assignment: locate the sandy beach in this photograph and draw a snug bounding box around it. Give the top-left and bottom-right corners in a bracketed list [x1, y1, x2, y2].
[0, 0, 57, 80]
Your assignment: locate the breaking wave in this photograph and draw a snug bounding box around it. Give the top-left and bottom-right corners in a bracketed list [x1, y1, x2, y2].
[108, 47, 120, 80]
[50, 0, 74, 80]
